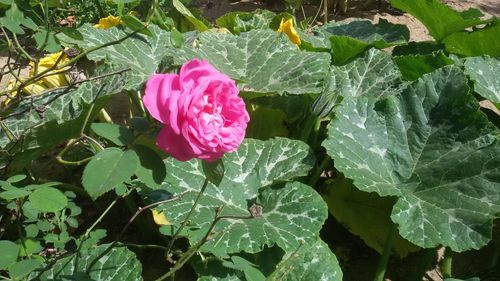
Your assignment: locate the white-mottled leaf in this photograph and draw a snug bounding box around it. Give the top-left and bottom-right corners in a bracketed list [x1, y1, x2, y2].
[0, 67, 127, 152]
[58, 24, 172, 89]
[35, 244, 142, 280]
[269, 239, 343, 281]
[323, 66, 500, 251]
[312, 48, 403, 117]
[168, 29, 331, 95]
[464, 56, 500, 103]
[302, 18, 409, 49]
[149, 138, 327, 255]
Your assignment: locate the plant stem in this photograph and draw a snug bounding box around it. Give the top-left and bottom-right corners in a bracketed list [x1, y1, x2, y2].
[165, 178, 209, 256]
[442, 247, 453, 278]
[85, 194, 186, 274]
[156, 206, 224, 281]
[373, 222, 397, 281]
[308, 155, 331, 187]
[323, 0, 328, 23]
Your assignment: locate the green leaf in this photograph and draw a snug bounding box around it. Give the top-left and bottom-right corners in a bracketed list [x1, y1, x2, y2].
[442, 23, 500, 57]
[323, 66, 500, 251]
[269, 239, 343, 281]
[390, 0, 489, 41]
[167, 29, 331, 95]
[28, 186, 68, 212]
[35, 244, 142, 280]
[202, 159, 225, 187]
[82, 148, 139, 200]
[0, 240, 19, 270]
[148, 138, 324, 255]
[464, 56, 500, 103]
[394, 51, 454, 81]
[18, 238, 43, 257]
[9, 257, 43, 279]
[7, 174, 26, 183]
[323, 175, 420, 257]
[121, 14, 154, 37]
[133, 145, 166, 188]
[231, 256, 265, 281]
[0, 2, 37, 34]
[246, 106, 288, 140]
[216, 9, 276, 34]
[34, 30, 61, 52]
[91, 123, 134, 146]
[0, 187, 30, 200]
[329, 35, 368, 65]
[0, 65, 131, 163]
[58, 24, 173, 89]
[302, 19, 409, 52]
[172, 0, 209, 31]
[313, 49, 403, 117]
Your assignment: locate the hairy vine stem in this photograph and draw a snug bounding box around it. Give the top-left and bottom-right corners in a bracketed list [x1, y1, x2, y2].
[165, 178, 209, 257]
[84, 193, 187, 274]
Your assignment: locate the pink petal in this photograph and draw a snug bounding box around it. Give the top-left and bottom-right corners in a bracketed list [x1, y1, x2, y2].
[143, 74, 179, 124]
[156, 126, 195, 162]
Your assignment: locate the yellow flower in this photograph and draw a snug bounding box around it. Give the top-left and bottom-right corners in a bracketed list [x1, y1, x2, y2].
[29, 52, 70, 89]
[151, 209, 171, 226]
[277, 18, 301, 45]
[2, 79, 47, 107]
[94, 15, 122, 29]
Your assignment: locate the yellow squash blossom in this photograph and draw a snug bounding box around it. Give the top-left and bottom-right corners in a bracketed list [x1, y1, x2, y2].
[94, 15, 122, 29]
[277, 18, 301, 45]
[2, 79, 47, 107]
[29, 51, 70, 89]
[151, 209, 171, 226]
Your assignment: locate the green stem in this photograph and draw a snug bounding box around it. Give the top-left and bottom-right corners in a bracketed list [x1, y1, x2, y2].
[85, 194, 185, 274]
[373, 223, 397, 281]
[442, 247, 453, 278]
[156, 206, 225, 281]
[165, 178, 209, 256]
[308, 156, 331, 187]
[12, 33, 36, 62]
[120, 242, 169, 251]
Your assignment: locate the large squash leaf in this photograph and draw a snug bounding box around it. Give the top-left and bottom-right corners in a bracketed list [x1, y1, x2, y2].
[464, 56, 500, 103]
[167, 29, 331, 95]
[323, 175, 420, 257]
[312, 49, 403, 117]
[390, 0, 489, 41]
[323, 66, 500, 251]
[301, 19, 409, 64]
[268, 239, 343, 281]
[0, 66, 127, 158]
[442, 23, 500, 57]
[35, 244, 142, 280]
[148, 138, 327, 255]
[58, 24, 172, 89]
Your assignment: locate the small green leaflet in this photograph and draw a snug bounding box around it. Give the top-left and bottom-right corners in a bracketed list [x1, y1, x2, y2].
[82, 148, 139, 200]
[323, 66, 500, 251]
[0, 241, 19, 270]
[28, 186, 68, 212]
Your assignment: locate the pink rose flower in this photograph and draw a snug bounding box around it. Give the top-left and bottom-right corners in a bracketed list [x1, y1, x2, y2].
[143, 59, 250, 162]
